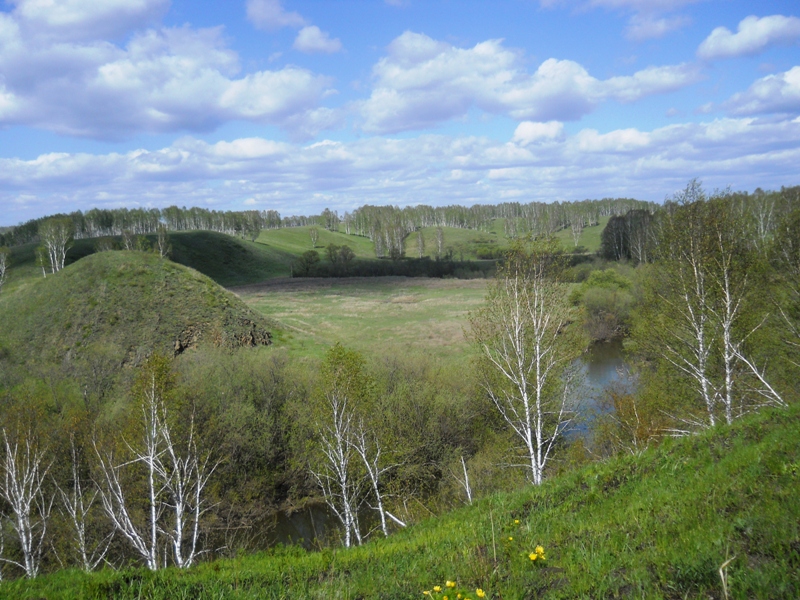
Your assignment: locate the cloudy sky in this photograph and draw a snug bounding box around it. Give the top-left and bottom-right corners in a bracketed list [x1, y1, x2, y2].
[1, 0, 799, 225]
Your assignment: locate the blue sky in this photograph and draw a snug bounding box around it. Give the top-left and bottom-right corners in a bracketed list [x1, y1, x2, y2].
[1, 0, 799, 225]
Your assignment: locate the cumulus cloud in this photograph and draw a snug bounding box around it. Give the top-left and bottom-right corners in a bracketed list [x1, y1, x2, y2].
[246, 0, 305, 31]
[723, 67, 800, 116]
[8, 0, 169, 41]
[698, 15, 800, 60]
[358, 32, 701, 133]
[6, 115, 800, 225]
[512, 121, 564, 145]
[0, 15, 336, 140]
[293, 26, 342, 54]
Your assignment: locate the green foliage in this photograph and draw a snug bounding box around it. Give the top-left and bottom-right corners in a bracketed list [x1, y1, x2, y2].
[6, 404, 800, 598]
[570, 267, 636, 341]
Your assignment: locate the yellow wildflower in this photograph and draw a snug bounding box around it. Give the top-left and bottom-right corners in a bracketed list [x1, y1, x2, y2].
[508, 536, 513, 541]
[446, 581, 456, 588]
[434, 586, 442, 592]
[476, 589, 486, 598]
[529, 552, 538, 561]
[535, 545, 544, 555]
[514, 519, 520, 524]
[423, 592, 431, 596]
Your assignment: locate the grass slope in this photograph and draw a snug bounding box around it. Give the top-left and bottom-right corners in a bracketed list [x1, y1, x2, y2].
[2, 231, 296, 291]
[169, 231, 295, 285]
[6, 405, 799, 599]
[0, 251, 273, 368]
[257, 227, 376, 258]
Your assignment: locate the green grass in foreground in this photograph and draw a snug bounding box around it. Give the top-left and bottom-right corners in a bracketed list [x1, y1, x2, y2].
[6, 404, 798, 599]
[232, 276, 488, 365]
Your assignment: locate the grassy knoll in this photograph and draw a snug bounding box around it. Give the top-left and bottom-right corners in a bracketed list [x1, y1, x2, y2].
[232, 276, 487, 364]
[0, 251, 273, 367]
[6, 403, 799, 599]
[2, 231, 294, 291]
[169, 231, 295, 285]
[552, 215, 610, 252]
[257, 226, 376, 258]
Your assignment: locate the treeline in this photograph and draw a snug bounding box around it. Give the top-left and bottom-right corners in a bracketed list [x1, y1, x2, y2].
[599, 184, 800, 263]
[0, 207, 283, 248]
[1, 197, 653, 255]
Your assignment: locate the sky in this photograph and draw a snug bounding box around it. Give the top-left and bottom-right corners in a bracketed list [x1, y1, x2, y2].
[1, 0, 799, 226]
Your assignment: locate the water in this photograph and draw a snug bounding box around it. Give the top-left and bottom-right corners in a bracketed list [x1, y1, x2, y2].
[265, 504, 336, 549]
[579, 338, 630, 402]
[268, 342, 632, 547]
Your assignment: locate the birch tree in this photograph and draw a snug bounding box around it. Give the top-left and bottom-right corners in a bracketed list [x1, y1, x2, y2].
[57, 438, 113, 572]
[155, 225, 171, 259]
[0, 430, 52, 578]
[309, 344, 367, 548]
[95, 354, 215, 569]
[634, 182, 785, 432]
[0, 247, 8, 293]
[470, 237, 582, 485]
[38, 217, 74, 273]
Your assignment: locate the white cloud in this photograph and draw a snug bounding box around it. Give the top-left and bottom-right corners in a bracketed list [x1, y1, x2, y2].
[0, 17, 336, 140]
[626, 14, 690, 41]
[358, 32, 701, 133]
[293, 26, 342, 54]
[512, 121, 564, 145]
[724, 67, 800, 116]
[698, 15, 800, 60]
[8, 0, 169, 41]
[576, 128, 650, 152]
[246, 0, 305, 31]
[5, 115, 800, 226]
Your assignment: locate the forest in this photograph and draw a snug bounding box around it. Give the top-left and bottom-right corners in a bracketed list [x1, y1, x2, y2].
[0, 181, 798, 597]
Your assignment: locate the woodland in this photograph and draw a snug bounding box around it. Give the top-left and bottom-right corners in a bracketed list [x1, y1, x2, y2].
[0, 181, 797, 598]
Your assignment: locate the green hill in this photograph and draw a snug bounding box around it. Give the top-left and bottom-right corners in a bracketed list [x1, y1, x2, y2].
[0, 251, 273, 369]
[6, 403, 798, 599]
[257, 226, 376, 258]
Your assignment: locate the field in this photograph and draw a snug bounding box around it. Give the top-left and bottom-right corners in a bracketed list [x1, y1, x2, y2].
[232, 276, 488, 364]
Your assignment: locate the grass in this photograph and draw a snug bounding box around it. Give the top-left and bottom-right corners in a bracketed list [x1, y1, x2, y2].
[232, 276, 488, 365]
[0, 251, 274, 367]
[257, 227, 376, 259]
[5, 403, 799, 598]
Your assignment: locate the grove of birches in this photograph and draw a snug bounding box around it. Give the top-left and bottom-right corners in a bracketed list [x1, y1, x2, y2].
[0, 180, 798, 579]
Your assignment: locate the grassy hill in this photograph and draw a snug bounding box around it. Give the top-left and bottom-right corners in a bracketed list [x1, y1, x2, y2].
[5, 403, 798, 599]
[257, 226, 376, 258]
[0, 251, 273, 369]
[1, 231, 297, 291]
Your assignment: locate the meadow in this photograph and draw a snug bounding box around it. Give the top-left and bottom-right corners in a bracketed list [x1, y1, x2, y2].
[232, 276, 488, 364]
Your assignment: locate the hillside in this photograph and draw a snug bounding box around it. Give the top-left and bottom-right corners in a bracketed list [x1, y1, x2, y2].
[0, 251, 273, 369]
[5, 403, 798, 599]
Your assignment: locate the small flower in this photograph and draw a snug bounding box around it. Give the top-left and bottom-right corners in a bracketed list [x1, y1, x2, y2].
[476, 589, 486, 598]
[446, 581, 456, 588]
[529, 552, 538, 561]
[444, 596, 449, 600]
[434, 586, 442, 592]
[535, 545, 545, 555]
[514, 519, 520, 524]
[508, 536, 513, 541]
[423, 592, 431, 596]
